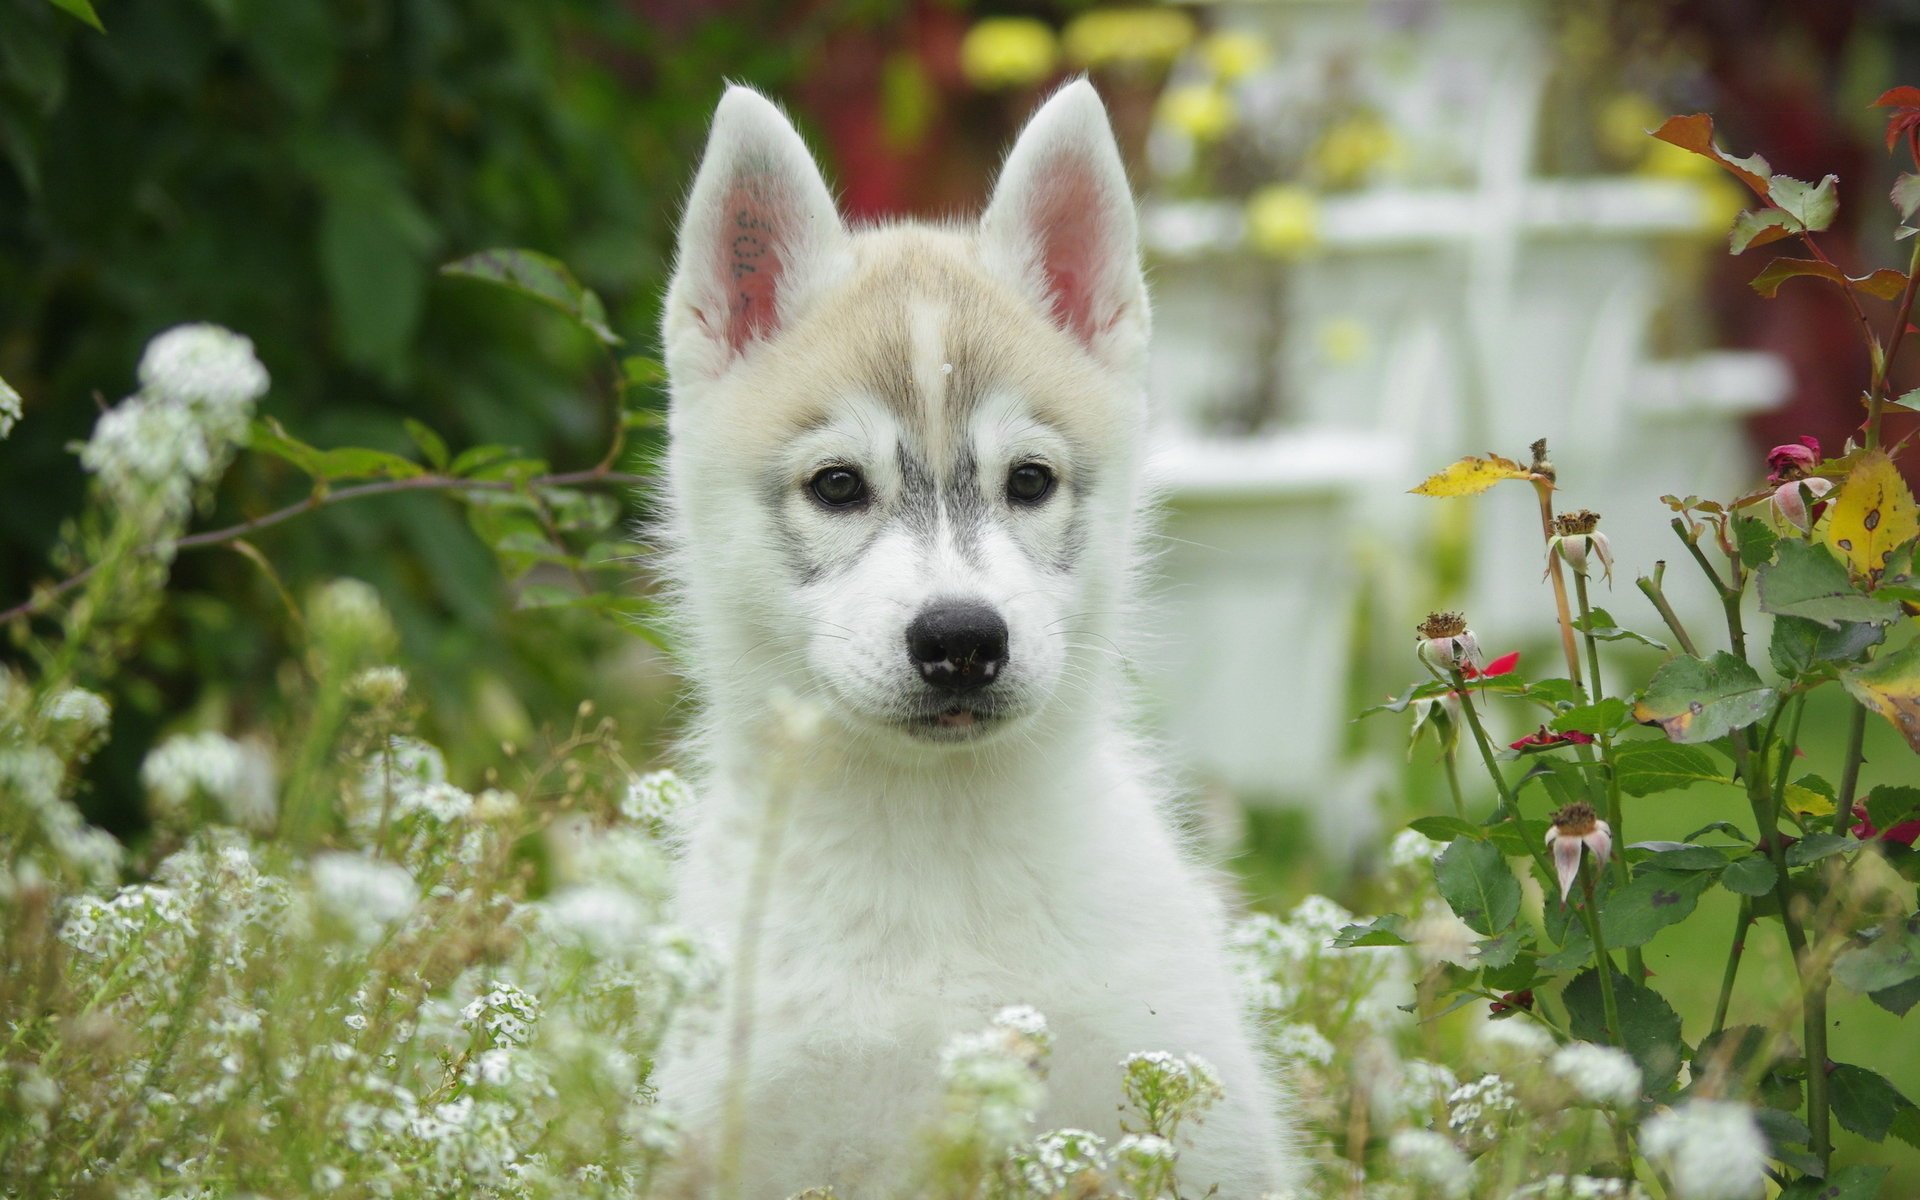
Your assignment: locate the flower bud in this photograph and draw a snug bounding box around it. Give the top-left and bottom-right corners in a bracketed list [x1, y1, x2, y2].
[1548, 509, 1613, 583]
[1766, 435, 1820, 485]
[1415, 611, 1482, 673]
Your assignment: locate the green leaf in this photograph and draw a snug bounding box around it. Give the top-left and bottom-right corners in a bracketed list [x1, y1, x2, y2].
[1599, 868, 1713, 948]
[46, 0, 104, 31]
[1842, 637, 1920, 754]
[1407, 816, 1483, 843]
[1768, 173, 1840, 232]
[1651, 114, 1773, 195]
[1866, 785, 1920, 833]
[312, 143, 438, 375]
[1642, 845, 1731, 871]
[1551, 698, 1630, 736]
[1729, 208, 1800, 254]
[1631, 653, 1775, 743]
[1571, 607, 1666, 650]
[1833, 920, 1920, 994]
[1784, 832, 1853, 867]
[1733, 516, 1779, 568]
[1871, 976, 1920, 1017]
[1331, 915, 1410, 948]
[247, 418, 326, 476]
[1769, 615, 1886, 678]
[1612, 741, 1733, 796]
[1473, 930, 1521, 970]
[1434, 837, 1521, 937]
[1894, 387, 1920, 412]
[1779, 1166, 1889, 1200]
[1749, 257, 1908, 300]
[1721, 854, 1779, 896]
[1758, 540, 1901, 628]
[309, 447, 424, 483]
[1894, 173, 1920, 220]
[1829, 1062, 1919, 1142]
[1564, 968, 1685, 1091]
[441, 248, 623, 346]
[403, 419, 449, 471]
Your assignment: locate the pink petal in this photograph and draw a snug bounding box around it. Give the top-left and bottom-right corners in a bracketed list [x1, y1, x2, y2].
[1552, 837, 1583, 902]
[1585, 822, 1613, 871]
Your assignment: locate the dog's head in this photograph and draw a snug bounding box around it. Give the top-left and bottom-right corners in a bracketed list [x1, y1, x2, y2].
[662, 81, 1148, 749]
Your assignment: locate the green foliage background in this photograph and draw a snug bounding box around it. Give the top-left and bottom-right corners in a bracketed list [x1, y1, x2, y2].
[0, 0, 861, 831]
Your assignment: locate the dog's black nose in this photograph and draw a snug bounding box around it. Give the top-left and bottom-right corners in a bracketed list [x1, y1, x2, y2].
[905, 602, 1009, 691]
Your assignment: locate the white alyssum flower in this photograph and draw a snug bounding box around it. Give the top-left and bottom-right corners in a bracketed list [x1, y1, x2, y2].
[461, 980, 542, 1047]
[940, 1008, 1053, 1147]
[346, 665, 409, 705]
[1389, 1128, 1472, 1198]
[1515, 1176, 1650, 1199]
[1446, 1073, 1517, 1146]
[41, 687, 110, 734]
[538, 884, 652, 958]
[1014, 1128, 1108, 1193]
[0, 372, 20, 438]
[141, 731, 276, 830]
[310, 852, 417, 943]
[1640, 1099, 1767, 1199]
[1551, 1042, 1642, 1108]
[619, 769, 688, 827]
[137, 323, 270, 441]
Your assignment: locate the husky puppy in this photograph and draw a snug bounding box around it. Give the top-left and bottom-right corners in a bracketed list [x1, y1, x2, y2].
[654, 80, 1298, 1196]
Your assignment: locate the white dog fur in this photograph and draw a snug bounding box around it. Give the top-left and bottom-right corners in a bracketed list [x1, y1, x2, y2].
[653, 79, 1301, 1196]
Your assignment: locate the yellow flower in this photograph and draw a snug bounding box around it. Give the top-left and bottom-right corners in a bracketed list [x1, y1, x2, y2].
[1157, 84, 1236, 143]
[1201, 30, 1269, 82]
[960, 17, 1058, 90]
[1062, 9, 1195, 69]
[1310, 113, 1403, 188]
[1246, 185, 1320, 257]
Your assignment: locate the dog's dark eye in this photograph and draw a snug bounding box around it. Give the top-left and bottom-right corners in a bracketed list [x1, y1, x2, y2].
[809, 466, 867, 508]
[1007, 462, 1055, 505]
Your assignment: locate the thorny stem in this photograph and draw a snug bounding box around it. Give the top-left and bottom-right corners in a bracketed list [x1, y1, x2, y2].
[1834, 702, 1869, 839]
[1710, 897, 1753, 1037]
[1635, 564, 1700, 657]
[0, 467, 650, 627]
[1573, 570, 1639, 982]
[1865, 236, 1920, 449]
[1795, 229, 1883, 390]
[1577, 861, 1623, 1048]
[1670, 519, 1747, 662]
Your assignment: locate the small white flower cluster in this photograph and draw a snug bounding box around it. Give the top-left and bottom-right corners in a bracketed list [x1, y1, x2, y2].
[619, 769, 689, 828]
[310, 851, 418, 944]
[1639, 1100, 1767, 1200]
[353, 734, 473, 833]
[939, 1006, 1055, 1148]
[1446, 1072, 1518, 1147]
[1011, 1127, 1109, 1193]
[1120, 1049, 1225, 1140]
[141, 730, 277, 831]
[80, 324, 268, 522]
[0, 371, 21, 438]
[1550, 1042, 1642, 1109]
[461, 980, 542, 1048]
[1389, 1127, 1473, 1198]
[1513, 1177, 1652, 1199]
[40, 687, 110, 735]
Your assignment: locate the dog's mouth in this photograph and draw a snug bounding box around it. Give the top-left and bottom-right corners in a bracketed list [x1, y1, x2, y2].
[902, 701, 1007, 741]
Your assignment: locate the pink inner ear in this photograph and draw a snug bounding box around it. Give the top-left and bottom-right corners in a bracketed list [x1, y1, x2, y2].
[717, 178, 786, 353]
[1029, 156, 1107, 346]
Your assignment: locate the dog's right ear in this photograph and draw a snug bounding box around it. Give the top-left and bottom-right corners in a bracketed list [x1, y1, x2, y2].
[663, 87, 848, 387]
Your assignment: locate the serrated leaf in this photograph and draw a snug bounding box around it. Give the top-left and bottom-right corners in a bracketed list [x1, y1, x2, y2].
[1894, 387, 1920, 412]
[46, 0, 105, 31]
[1779, 1166, 1889, 1200]
[1551, 698, 1630, 736]
[1729, 208, 1800, 254]
[1768, 173, 1840, 231]
[1749, 257, 1909, 300]
[1612, 741, 1733, 796]
[1867, 785, 1920, 832]
[1758, 540, 1901, 627]
[1642, 845, 1731, 871]
[1721, 854, 1779, 896]
[1564, 968, 1685, 1091]
[1785, 833, 1852, 865]
[1631, 652, 1775, 743]
[1408, 453, 1535, 497]
[1769, 615, 1885, 678]
[1895, 173, 1920, 220]
[1599, 868, 1712, 948]
[1823, 449, 1919, 578]
[1842, 638, 1920, 753]
[1651, 114, 1773, 195]
[1434, 837, 1520, 937]
[1332, 915, 1410, 948]
[1829, 1062, 1919, 1142]
[1833, 921, 1920, 994]
[1572, 607, 1666, 650]
[402, 419, 449, 471]
[1472, 930, 1521, 969]
[1783, 783, 1836, 820]
[1872, 975, 1920, 1017]
[442, 248, 623, 346]
[1406, 815, 1483, 843]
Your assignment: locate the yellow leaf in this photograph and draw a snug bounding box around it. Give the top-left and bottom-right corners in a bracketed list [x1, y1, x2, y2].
[1783, 783, 1835, 819]
[1843, 639, 1920, 754]
[1409, 454, 1535, 498]
[1823, 450, 1919, 577]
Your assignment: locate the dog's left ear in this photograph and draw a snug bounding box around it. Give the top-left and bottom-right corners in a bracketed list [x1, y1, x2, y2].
[981, 79, 1148, 373]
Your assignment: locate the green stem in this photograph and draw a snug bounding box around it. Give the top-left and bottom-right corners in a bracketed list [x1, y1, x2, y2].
[1834, 702, 1869, 838]
[1578, 861, 1623, 1047]
[1450, 669, 1557, 887]
[1710, 897, 1752, 1037]
[1441, 745, 1468, 819]
[1574, 570, 1639, 982]
[1636, 564, 1700, 657]
[1671, 518, 1748, 662]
